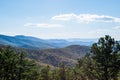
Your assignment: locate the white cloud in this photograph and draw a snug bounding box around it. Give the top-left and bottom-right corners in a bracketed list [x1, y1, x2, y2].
[24, 23, 63, 28]
[52, 13, 77, 21]
[52, 13, 120, 23]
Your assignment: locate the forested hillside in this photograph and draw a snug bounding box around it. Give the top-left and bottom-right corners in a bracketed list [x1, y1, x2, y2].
[0, 35, 120, 80]
[0, 44, 89, 67]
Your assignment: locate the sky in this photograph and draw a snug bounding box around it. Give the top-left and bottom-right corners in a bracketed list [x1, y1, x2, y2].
[1, 0, 120, 39]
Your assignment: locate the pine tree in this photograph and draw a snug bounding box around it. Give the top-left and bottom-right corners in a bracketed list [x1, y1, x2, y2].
[0, 46, 40, 80]
[90, 35, 120, 80]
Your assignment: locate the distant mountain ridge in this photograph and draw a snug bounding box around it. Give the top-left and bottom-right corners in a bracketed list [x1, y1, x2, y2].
[0, 34, 53, 49]
[0, 34, 95, 49]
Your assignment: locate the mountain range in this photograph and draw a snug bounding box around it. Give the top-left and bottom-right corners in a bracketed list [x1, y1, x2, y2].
[0, 34, 96, 49]
[0, 34, 94, 66]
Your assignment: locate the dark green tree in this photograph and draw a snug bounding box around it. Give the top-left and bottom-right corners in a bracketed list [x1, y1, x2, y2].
[0, 46, 19, 80]
[0, 46, 40, 80]
[57, 63, 66, 80]
[90, 35, 120, 80]
[76, 53, 97, 80]
[40, 65, 50, 80]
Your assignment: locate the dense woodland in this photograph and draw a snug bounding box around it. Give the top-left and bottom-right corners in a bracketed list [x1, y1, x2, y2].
[0, 35, 120, 80]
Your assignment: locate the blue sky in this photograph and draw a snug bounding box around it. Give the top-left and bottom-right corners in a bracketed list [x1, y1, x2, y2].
[1, 0, 120, 39]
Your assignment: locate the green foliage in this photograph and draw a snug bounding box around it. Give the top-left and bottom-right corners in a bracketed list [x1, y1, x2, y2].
[72, 35, 120, 80]
[0, 46, 40, 80]
[90, 35, 120, 80]
[40, 65, 50, 80]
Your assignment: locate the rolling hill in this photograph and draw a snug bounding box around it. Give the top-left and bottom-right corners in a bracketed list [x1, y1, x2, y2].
[0, 44, 90, 67]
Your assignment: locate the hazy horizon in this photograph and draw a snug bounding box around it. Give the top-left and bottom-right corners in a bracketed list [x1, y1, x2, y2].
[1, 0, 120, 39]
